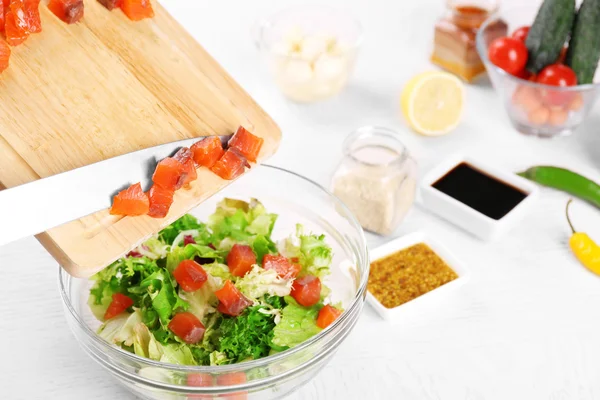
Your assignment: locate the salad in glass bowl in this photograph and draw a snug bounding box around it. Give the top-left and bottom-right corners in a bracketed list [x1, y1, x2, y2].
[88, 198, 342, 368]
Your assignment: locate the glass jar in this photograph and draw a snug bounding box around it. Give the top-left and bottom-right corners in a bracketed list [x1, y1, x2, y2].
[431, 0, 505, 82]
[331, 127, 417, 236]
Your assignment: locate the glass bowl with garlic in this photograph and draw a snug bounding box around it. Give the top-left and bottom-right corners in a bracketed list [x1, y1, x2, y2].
[254, 6, 363, 103]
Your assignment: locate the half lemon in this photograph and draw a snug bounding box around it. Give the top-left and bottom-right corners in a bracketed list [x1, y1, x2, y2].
[400, 71, 465, 136]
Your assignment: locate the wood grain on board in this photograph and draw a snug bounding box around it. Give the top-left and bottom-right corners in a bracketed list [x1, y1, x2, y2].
[0, 1, 281, 277]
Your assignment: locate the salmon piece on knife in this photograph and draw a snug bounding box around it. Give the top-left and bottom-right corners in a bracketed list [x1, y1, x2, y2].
[97, 0, 122, 10]
[110, 183, 149, 216]
[147, 184, 174, 218]
[48, 0, 84, 24]
[120, 0, 154, 21]
[191, 136, 224, 168]
[173, 147, 197, 186]
[0, 41, 10, 73]
[152, 157, 186, 191]
[211, 149, 248, 180]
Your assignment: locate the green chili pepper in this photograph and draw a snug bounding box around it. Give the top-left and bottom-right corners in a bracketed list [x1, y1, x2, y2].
[518, 166, 600, 209]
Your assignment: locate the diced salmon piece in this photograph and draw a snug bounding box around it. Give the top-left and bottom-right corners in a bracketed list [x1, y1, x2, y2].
[211, 149, 247, 180]
[23, 0, 42, 33]
[0, 1, 5, 34]
[5, 11, 29, 46]
[152, 157, 186, 191]
[110, 183, 149, 216]
[97, 0, 122, 10]
[120, 0, 154, 21]
[48, 0, 84, 24]
[173, 148, 197, 186]
[228, 126, 264, 163]
[226, 244, 256, 277]
[147, 184, 174, 219]
[191, 136, 224, 168]
[0, 41, 10, 73]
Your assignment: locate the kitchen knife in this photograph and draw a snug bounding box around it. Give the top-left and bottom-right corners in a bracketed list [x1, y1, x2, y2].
[0, 135, 231, 247]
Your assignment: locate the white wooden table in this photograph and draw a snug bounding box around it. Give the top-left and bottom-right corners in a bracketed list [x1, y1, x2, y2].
[3, 0, 600, 399]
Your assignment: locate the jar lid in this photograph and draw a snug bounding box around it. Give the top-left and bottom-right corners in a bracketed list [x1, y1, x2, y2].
[342, 126, 410, 168]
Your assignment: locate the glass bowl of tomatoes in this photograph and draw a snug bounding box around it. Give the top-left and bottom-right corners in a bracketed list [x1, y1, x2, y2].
[59, 164, 369, 400]
[476, 4, 600, 138]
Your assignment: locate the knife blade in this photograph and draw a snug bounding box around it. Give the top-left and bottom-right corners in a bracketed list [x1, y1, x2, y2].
[0, 135, 231, 247]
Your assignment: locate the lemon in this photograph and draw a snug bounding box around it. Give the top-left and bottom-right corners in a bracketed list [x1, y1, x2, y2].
[400, 71, 465, 136]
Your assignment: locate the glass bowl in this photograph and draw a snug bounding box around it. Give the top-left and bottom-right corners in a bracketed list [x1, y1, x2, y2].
[475, 4, 600, 138]
[253, 6, 362, 103]
[59, 165, 369, 400]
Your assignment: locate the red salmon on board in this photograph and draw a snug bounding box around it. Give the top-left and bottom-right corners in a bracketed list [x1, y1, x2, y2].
[152, 157, 186, 191]
[48, 0, 84, 24]
[211, 149, 247, 180]
[147, 184, 174, 218]
[97, 0, 122, 10]
[120, 0, 154, 21]
[110, 182, 150, 216]
[191, 136, 224, 168]
[4, 11, 29, 45]
[0, 41, 9, 73]
[173, 147, 198, 186]
[228, 126, 264, 163]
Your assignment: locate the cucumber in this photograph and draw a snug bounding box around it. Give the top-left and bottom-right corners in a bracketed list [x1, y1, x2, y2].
[525, 0, 576, 73]
[566, 0, 600, 84]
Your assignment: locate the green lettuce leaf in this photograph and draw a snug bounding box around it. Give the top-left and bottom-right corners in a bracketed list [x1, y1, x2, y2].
[202, 262, 233, 280]
[141, 270, 188, 325]
[159, 214, 210, 245]
[271, 296, 322, 349]
[179, 275, 221, 322]
[165, 244, 225, 273]
[235, 265, 293, 301]
[97, 310, 143, 346]
[279, 224, 332, 278]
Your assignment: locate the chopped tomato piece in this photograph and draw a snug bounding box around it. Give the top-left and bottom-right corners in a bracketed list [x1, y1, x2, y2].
[152, 157, 186, 191]
[291, 275, 321, 307]
[191, 136, 224, 168]
[173, 260, 208, 292]
[48, 0, 84, 24]
[316, 304, 342, 329]
[226, 244, 256, 277]
[211, 149, 247, 180]
[173, 147, 197, 186]
[110, 182, 150, 216]
[168, 312, 205, 344]
[104, 293, 134, 320]
[216, 373, 247, 400]
[147, 184, 174, 218]
[263, 254, 301, 279]
[215, 280, 252, 316]
[228, 126, 264, 163]
[120, 0, 154, 21]
[97, 0, 122, 10]
[0, 41, 10, 73]
[4, 11, 29, 46]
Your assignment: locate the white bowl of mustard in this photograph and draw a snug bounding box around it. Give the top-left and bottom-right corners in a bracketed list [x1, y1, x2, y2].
[366, 231, 470, 322]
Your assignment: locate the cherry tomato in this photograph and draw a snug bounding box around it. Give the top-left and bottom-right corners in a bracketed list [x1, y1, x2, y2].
[488, 37, 528, 75]
[226, 244, 256, 277]
[215, 280, 252, 316]
[316, 304, 342, 329]
[104, 293, 134, 320]
[536, 64, 578, 107]
[511, 26, 530, 42]
[291, 275, 321, 307]
[263, 254, 301, 279]
[173, 260, 208, 292]
[216, 373, 247, 400]
[168, 312, 206, 344]
[513, 68, 532, 80]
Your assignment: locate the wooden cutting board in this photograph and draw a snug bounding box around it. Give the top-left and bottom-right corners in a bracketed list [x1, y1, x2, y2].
[0, 1, 281, 277]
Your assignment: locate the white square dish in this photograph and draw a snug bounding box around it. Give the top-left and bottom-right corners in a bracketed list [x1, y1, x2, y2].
[366, 231, 470, 322]
[419, 154, 539, 242]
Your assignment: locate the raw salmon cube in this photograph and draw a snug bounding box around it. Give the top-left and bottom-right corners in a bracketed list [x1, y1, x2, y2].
[173, 148, 197, 186]
[22, 0, 42, 33]
[110, 183, 149, 216]
[211, 149, 247, 180]
[4, 11, 29, 46]
[191, 136, 224, 168]
[48, 0, 84, 24]
[0, 40, 10, 73]
[120, 0, 154, 21]
[152, 157, 186, 191]
[0, 1, 5, 33]
[228, 126, 263, 163]
[147, 184, 174, 218]
[97, 0, 122, 10]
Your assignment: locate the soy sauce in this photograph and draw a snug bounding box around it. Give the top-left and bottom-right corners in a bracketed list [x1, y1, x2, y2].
[432, 163, 527, 220]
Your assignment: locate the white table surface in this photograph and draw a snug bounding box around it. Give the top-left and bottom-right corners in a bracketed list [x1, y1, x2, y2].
[3, 0, 600, 399]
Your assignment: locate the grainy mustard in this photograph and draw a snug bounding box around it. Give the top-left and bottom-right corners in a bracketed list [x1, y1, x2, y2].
[368, 243, 458, 308]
